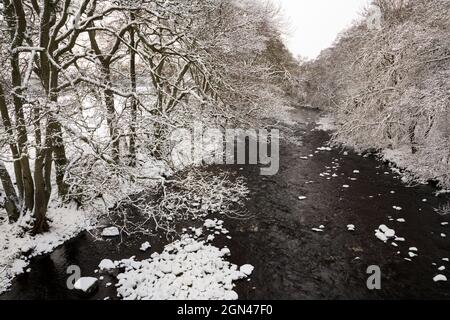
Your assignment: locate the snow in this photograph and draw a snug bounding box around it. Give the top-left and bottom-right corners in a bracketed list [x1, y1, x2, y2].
[396, 218, 406, 223]
[101, 227, 120, 237]
[315, 115, 337, 131]
[74, 277, 98, 293]
[382, 146, 448, 188]
[204, 219, 224, 229]
[0, 205, 91, 294]
[140, 242, 152, 252]
[239, 264, 254, 276]
[392, 206, 403, 211]
[438, 266, 446, 271]
[433, 275, 448, 282]
[342, 185, 350, 188]
[298, 196, 307, 200]
[375, 225, 396, 243]
[347, 224, 356, 231]
[99, 259, 115, 271]
[115, 235, 252, 300]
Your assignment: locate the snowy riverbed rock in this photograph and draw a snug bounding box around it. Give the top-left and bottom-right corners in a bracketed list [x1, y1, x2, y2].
[101, 227, 120, 237]
[240, 264, 254, 276]
[140, 241, 151, 252]
[433, 275, 448, 283]
[74, 277, 98, 294]
[115, 235, 251, 300]
[375, 225, 396, 243]
[99, 259, 116, 271]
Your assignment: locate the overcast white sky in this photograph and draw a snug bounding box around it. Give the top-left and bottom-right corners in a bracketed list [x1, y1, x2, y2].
[272, 0, 371, 60]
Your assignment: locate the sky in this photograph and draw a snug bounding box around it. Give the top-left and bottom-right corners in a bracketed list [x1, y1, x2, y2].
[272, 0, 371, 60]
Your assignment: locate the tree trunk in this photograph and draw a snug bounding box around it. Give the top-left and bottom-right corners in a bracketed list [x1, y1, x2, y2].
[11, 55, 35, 212]
[103, 65, 120, 164]
[129, 16, 138, 167]
[408, 121, 418, 154]
[0, 82, 24, 200]
[49, 70, 69, 198]
[33, 153, 50, 234]
[0, 160, 20, 222]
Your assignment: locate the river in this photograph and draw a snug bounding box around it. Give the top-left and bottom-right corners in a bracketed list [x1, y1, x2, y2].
[2, 108, 450, 300]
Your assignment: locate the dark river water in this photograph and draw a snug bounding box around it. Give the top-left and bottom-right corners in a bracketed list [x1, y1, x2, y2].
[2, 108, 450, 300]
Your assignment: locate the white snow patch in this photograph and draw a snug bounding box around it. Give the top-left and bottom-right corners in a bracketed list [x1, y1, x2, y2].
[140, 241, 152, 252]
[239, 264, 254, 276]
[0, 205, 91, 294]
[375, 225, 396, 243]
[433, 275, 448, 282]
[115, 235, 251, 300]
[99, 259, 115, 271]
[315, 115, 336, 132]
[74, 277, 98, 293]
[101, 227, 120, 237]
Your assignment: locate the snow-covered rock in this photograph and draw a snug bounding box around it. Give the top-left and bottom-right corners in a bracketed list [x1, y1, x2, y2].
[0, 205, 90, 294]
[140, 241, 151, 252]
[433, 275, 448, 282]
[375, 225, 396, 243]
[74, 277, 98, 294]
[115, 235, 251, 300]
[101, 227, 120, 237]
[240, 264, 254, 276]
[99, 259, 115, 271]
